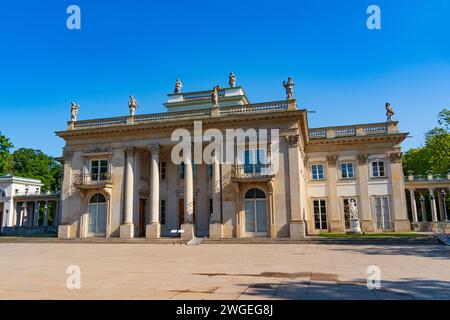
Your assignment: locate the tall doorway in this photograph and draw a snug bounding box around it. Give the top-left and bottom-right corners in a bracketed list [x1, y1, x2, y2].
[178, 198, 196, 230]
[138, 199, 146, 237]
[244, 188, 268, 237]
[88, 193, 106, 237]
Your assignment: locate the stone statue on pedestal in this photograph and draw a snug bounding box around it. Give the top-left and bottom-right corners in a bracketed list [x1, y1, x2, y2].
[70, 102, 79, 121]
[174, 79, 182, 94]
[128, 96, 139, 116]
[211, 85, 220, 106]
[349, 199, 362, 234]
[386, 102, 394, 122]
[283, 77, 294, 99]
[229, 72, 236, 88]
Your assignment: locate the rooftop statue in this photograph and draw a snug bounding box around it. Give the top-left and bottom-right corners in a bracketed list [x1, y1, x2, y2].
[386, 102, 394, 122]
[211, 85, 220, 106]
[283, 77, 294, 99]
[128, 96, 139, 116]
[174, 79, 182, 94]
[70, 102, 79, 121]
[229, 72, 236, 88]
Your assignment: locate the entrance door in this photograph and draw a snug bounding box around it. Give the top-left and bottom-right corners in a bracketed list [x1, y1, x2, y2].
[374, 196, 391, 231]
[244, 188, 268, 236]
[88, 194, 106, 237]
[139, 199, 146, 237]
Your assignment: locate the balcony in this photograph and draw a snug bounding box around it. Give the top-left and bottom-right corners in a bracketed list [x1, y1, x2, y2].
[231, 164, 275, 182]
[73, 173, 113, 189]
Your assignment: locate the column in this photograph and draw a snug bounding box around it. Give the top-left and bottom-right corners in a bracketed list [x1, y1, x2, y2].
[409, 189, 419, 224]
[388, 152, 410, 231]
[444, 189, 449, 221]
[33, 201, 40, 227]
[53, 201, 59, 226]
[419, 193, 427, 222]
[286, 135, 306, 239]
[43, 201, 49, 226]
[429, 188, 438, 222]
[357, 154, 373, 231]
[146, 145, 160, 238]
[327, 155, 342, 232]
[437, 189, 445, 222]
[209, 154, 223, 239]
[21, 202, 27, 226]
[182, 146, 194, 239]
[120, 147, 135, 238]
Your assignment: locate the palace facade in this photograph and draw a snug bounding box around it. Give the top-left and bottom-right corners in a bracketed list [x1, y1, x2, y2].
[56, 83, 411, 240]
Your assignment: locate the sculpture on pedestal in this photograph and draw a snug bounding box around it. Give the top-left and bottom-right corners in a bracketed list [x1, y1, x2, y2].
[174, 79, 182, 94]
[348, 199, 362, 234]
[283, 77, 294, 99]
[128, 96, 139, 116]
[228, 72, 236, 88]
[386, 102, 394, 122]
[211, 85, 220, 106]
[70, 102, 79, 121]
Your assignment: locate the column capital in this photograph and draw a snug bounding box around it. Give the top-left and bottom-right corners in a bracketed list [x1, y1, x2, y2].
[150, 144, 160, 154]
[125, 146, 136, 156]
[388, 151, 403, 163]
[327, 155, 338, 166]
[357, 153, 368, 163]
[285, 134, 300, 147]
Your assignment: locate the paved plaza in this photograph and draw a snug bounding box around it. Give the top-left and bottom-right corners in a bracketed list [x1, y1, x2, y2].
[0, 241, 449, 300]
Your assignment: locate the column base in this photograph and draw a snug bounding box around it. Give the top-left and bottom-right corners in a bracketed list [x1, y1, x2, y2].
[180, 223, 194, 239]
[120, 224, 134, 239]
[418, 221, 430, 231]
[290, 221, 306, 239]
[410, 222, 419, 231]
[361, 220, 375, 232]
[394, 219, 411, 232]
[209, 223, 223, 239]
[146, 223, 161, 238]
[329, 220, 345, 233]
[58, 224, 73, 239]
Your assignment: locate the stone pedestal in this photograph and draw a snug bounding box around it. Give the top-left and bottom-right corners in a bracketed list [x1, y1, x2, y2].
[180, 223, 195, 239]
[209, 223, 223, 239]
[361, 220, 375, 232]
[394, 219, 412, 232]
[58, 224, 72, 239]
[146, 223, 160, 239]
[120, 224, 134, 239]
[348, 219, 362, 234]
[290, 221, 306, 239]
[418, 221, 430, 231]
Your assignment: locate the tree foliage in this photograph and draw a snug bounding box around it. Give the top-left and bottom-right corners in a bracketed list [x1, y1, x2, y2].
[403, 108, 450, 175]
[12, 148, 61, 192]
[0, 132, 14, 176]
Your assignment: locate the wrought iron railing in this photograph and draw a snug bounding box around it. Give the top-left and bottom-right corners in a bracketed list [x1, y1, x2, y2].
[231, 164, 275, 179]
[73, 173, 112, 186]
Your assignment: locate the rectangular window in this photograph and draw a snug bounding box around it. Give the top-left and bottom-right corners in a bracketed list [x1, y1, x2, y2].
[313, 199, 328, 230]
[243, 149, 266, 174]
[160, 161, 167, 180]
[374, 196, 390, 231]
[371, 161, 386, 177]
[340, 162, 354, 179]
[311, 164, 325, 180]
[160, 200, 166, 225]
[209, 198, 213, 215]
[207, 164, 213, 178]
[179, 162, 185, 179]
[90, 160, 108, 181]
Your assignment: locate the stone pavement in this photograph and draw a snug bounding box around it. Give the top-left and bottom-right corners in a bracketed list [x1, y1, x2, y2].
[0, 242, 449, 299]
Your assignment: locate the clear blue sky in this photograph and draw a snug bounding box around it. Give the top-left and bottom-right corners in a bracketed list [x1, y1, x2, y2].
[0, 0, 449, 157]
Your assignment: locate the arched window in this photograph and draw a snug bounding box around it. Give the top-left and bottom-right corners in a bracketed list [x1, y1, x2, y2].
[0, 189, 6, 197]
[88, 193, 106, 236]
[244, 188, 267, 235]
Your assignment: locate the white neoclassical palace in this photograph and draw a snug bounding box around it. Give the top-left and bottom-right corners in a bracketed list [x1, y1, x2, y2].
[56, 80, 412, 240]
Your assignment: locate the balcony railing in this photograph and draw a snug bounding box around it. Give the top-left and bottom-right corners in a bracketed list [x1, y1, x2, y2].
[308, 122, 398, 139]
[73, 173, 112, 187]
[231, 164, 275, 180]
[69, 100, 291, 129]
[405, 173, 450, 182]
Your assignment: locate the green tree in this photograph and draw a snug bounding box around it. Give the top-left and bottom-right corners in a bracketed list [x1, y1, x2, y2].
[403, 108, 450, 175]
[0, 132, 14, 176]
[12, 148, 61, 192]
